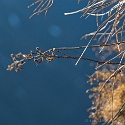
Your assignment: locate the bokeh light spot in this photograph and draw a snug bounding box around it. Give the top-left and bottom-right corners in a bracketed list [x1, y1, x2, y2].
[8, 14, 21, 28]
[48, 25, 62, 38]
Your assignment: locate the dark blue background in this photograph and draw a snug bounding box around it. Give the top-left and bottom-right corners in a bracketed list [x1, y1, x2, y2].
[0, 0, 97, 125]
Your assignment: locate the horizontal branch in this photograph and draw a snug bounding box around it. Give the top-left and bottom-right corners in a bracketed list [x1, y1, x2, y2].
[7, 46, 125, 72]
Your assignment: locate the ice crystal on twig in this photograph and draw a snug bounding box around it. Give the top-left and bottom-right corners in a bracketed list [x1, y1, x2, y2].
[65, 0, 125, 65]
[28, 0, 54, 18]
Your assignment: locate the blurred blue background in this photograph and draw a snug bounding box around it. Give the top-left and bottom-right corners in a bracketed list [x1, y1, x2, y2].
[0, 0, 98, 125]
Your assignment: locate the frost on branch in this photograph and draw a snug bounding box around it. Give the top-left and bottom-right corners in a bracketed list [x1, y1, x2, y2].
[7, 42, 125, 72]
[28, 0, 54, 18]
[65, 0, 125, 65]
[7, 47, 55, 72]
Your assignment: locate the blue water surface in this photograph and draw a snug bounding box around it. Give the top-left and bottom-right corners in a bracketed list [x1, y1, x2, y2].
[0, 0, 97, 125]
